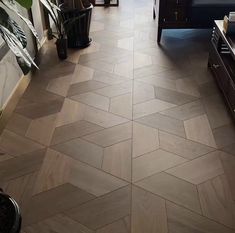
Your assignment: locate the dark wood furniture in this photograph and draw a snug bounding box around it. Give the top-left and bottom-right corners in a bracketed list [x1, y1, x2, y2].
[90, 0, 119, 6]
[208, 20, 235, 118]
[154, 0, 235, 43]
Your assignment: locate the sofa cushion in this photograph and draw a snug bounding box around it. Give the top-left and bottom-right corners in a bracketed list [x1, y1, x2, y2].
[192, 0, 235, 7]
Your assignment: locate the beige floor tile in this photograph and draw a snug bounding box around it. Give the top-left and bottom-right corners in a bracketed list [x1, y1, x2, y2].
[136, 172, 202, 213]
[118, 37, 134, 51]
[0, 151, 13, 162]
[0, 130, 44, 157]
[133, 149, 187, 181]
[166, 202, 234, 233]
[46, 75, 71, 97]
[83, 60, 115, 73]
[52, 138, 103, 168]
[96, 217, 130, 233]
[71, 64, 94, 84]
[102, 140, 131, 181]
[56, 99, 86, 127]
[133, 99, 176, 119]
[65, 186, 130, 230]
[198, 175, 235, 229]
[83, 122, 132, 147]
[95, 81, 132, 98]
[90, 21, 105, 32]
[134, 52, 152, 69]
[176, 78, 200, 97]
[134, 65, 168, 79]
[220, 152, 235, 201]
[132, 186, 168, 233]
[166, 151, 224, 184]
[114, 58, 134, 79]
[51, 120, 104, 145]
[71, 92, 110, 111]
[133, 81, 155, 104]
[110, 93, 132, 119]
[184, 114, 217, 148]
[136, 113, 186, 138]
[159, 131, 215, 160]
[132, 122, 159, 158]
[160, 100, 205, 121]
[26, 114, 57, 146]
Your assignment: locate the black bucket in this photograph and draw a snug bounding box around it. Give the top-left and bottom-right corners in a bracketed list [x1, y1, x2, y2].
[0, 190, 21, 233]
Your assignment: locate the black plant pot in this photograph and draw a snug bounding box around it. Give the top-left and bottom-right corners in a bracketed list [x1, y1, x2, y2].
[104, 0, 111, 5]
[56, 38, 68, 60]
[61, 4, 93, 48]
[0, 190, 21, 233]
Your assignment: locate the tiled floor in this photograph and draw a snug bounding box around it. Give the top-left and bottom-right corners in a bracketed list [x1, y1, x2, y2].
[1, 0, 235, 232]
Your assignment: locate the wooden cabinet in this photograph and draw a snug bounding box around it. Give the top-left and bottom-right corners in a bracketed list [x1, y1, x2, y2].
[208, 21, 235, 119]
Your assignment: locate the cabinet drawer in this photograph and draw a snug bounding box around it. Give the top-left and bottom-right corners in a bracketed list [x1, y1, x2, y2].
[166, 0, 188, 6]
[227, 77, 235, 114]
[165, 7, 187, 22]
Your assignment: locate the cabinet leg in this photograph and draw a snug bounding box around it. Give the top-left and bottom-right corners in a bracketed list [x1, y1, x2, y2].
[153, 7, 156, 19]
[157, 27, 162, 44]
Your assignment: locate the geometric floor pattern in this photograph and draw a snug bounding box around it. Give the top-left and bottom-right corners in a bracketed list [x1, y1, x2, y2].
[1, 0, 235, 232]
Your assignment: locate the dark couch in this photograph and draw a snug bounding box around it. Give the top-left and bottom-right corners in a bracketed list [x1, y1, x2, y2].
[155, 0, 235, 42]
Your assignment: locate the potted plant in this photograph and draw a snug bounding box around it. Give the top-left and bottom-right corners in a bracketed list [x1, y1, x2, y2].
[0, 189, 21, 233]
[0, 0, 39, 74]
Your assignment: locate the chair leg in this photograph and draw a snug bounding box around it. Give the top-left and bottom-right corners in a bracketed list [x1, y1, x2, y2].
[153, 7, 156, 19]
[157, 27, 162, 43]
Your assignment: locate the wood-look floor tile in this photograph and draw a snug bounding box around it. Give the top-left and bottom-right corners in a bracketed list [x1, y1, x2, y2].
[15, 98, 64, 120]
[71, 64, 94, 84]
[46, 75, 71, 97]
[155, 87, 198, 105]
[166, 201, 234, 233]
[134, 52, 152, 69]
[0, 150, 13, 162]
[23, 184, 95, 227]
[160, 100, 205, 121]
[118, 37, 134, 51]
[110, 93, 132, 119]
[198, 175, 235, 229]
[65, 186, 131, 230]
[184, 114, 217, 148]
[134, 65, 167, 79]
[176, 78, 200, 97]
[136, 172, 202, 213]
[132, 122, 159, 158]
[221, 143, 235, 156]
[52, 138, 103, 168]
[69, 159, 128, 196]
[166, 151, 224, 184]
[0, 130, 44, 156]
[132, 186, 168, 233]
[83, 122, 132, 147]
[0, 149, 46, 183]
[114, 59, 133, 79]
[84, 106, 129, 128]
[220, 152, 235, 201]
[133, 81, 155, 104]
[71, 92, 110, 111]
[33, 149, 71, 194]
[213, 124, 235, 149]
[6, 113, 31, 136]
[24, 214, 94, 233]
[26, 114, 57, 146]
[95, 81, 132, 98]
[202, 94, 232, 129]
[83, 60, 115, 73]
[102, 140, 131, 181]
[133, 149, 186, 182]
[93, 70, 128, 85]
[133, 99, 176, 119]
[136, 113, 186, 138]
[159, 131, 215, 160]
[51, 120, 104, 145]
[67, 80, 108, 97]
[96, 217, 130, 233]
[56, 99, 86, 127]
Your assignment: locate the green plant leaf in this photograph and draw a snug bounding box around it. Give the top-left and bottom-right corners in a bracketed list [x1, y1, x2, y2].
[15, 0, 33, 9]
